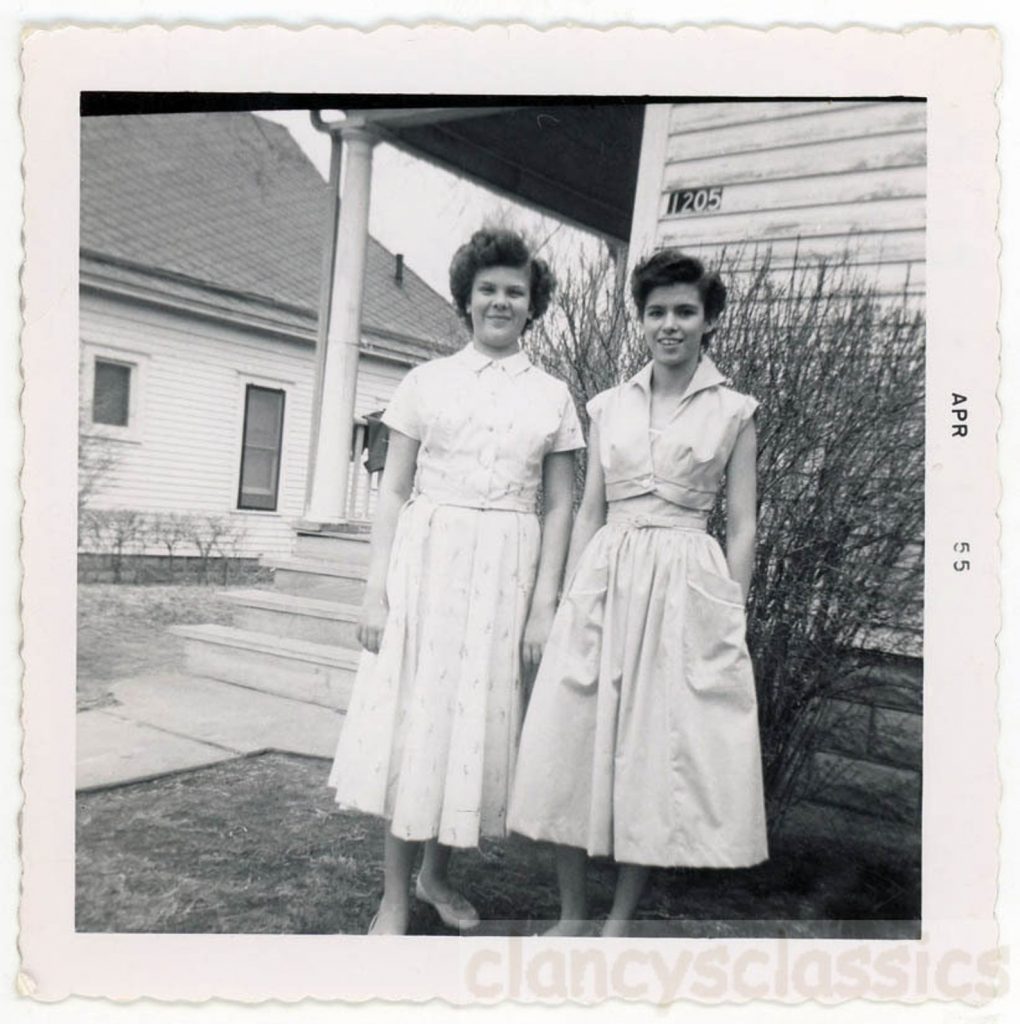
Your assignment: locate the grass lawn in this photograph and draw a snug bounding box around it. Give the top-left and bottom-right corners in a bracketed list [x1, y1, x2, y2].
[77, 583, 237, 710]
[76, 752, 920, 938]
[75, 580, 921, 938]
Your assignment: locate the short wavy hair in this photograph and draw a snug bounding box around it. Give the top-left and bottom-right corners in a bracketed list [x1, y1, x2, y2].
[448, 228, 556, 331]
[630, 249, 727, 345]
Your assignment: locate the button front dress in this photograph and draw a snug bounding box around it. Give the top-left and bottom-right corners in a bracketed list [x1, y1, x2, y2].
[508, 357, 769, 868]
[329, 346, 584, 849]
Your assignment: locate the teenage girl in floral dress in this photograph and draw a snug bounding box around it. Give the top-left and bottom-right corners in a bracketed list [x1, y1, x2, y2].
[330, 228, 584, 935]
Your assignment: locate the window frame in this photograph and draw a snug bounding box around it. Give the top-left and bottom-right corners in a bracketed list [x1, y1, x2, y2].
[91, 358, 133, 428]
[80, 342, 147, 444]
[236, 382, 287, 513]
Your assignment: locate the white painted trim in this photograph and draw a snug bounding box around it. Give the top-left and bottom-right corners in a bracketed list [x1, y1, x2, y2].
[82, 275, 444, 365]
[238, 367, 298, 389]
[80, 339, 149, 445]
[80, 275, 318, 345]
[626, 104, 672, 285]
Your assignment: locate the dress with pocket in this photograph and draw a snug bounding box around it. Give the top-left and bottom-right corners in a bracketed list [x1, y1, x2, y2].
[508, 357, 769, 867]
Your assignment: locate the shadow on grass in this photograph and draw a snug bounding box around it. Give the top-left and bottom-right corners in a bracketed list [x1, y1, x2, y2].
[76, 752, 919, 938]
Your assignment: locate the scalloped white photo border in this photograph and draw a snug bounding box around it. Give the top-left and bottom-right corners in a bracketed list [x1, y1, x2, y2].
[17, 22, 1001, 1006]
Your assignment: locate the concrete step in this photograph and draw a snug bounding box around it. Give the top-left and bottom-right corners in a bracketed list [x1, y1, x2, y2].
[223, 588, 361, 648]
[294, 518, 372, 536]
[170, 624, 361, 710]
[262, 556, 367, 602]
[293, 529, 372, 567]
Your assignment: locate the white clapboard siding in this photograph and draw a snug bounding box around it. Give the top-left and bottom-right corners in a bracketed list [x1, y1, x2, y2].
[79, 293, 421, 559]
[80, 294, 316, 560]
[659, 165, 926, 221]
[658, 196, 925, 248]
[637, 99, 927, 316]
[354, 355, 411, 416]
[663, 131, 926, 189]
[723, 259, 926, 298]
[678, 230, 925, 269]
[665, 102, 926, 164]
[667, 100, 875, 135]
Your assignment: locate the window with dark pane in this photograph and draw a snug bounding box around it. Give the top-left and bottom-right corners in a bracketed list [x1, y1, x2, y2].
[92, 359, 131, 426]
[238, 385, 285, 511]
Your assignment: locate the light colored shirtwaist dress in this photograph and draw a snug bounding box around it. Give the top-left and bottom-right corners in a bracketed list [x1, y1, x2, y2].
[509, 355, 769, 868]
[329, 344, 584, 849]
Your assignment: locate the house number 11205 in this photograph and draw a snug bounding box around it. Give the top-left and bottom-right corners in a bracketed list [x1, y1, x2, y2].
[667, 186, 724, 216]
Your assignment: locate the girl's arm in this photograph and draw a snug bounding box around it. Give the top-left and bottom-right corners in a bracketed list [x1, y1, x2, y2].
[562, 421, 608, 585]
[358, 429, 419, 653]
[521, 450, 576, 674]
[724, 418, 758, 602]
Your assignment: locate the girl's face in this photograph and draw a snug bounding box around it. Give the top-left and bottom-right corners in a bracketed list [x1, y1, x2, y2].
[468, 265, 532, 354]
[641, 282, 713, 372]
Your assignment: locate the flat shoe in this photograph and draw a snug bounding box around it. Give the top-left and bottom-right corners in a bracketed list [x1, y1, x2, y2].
[367, 909, 408, 935]
[415, 876, 480, 930]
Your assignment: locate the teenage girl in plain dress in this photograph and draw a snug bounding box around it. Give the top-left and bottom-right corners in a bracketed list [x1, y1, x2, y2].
[509, 249, 768, 936]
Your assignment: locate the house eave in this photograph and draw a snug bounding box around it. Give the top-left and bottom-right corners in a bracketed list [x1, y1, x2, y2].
[80, 268, 319, 346]
[80, 260, 454, 365]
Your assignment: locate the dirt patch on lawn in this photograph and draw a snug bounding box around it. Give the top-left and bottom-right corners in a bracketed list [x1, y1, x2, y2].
[77, 584, 238, 710]
[76, 752, 921, 937]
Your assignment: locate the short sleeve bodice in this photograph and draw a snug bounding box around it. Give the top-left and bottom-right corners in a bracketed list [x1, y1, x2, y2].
[586, 357, 757, 511]
[383, 345, 584, 512]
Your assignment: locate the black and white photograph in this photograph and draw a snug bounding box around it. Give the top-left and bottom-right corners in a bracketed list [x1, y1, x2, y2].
[73, 94, 925, 941]
[17, 22, 1001, 1006]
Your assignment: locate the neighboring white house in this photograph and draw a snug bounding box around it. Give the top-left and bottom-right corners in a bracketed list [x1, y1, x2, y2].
[78, 112, 462, 560]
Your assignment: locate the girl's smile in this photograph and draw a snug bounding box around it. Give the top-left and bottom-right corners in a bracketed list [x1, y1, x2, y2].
[468, 265, 532, 355]
[641, 282, 713, 371]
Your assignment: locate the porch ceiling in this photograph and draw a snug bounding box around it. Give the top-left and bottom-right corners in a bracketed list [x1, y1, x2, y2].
[352, 105, 646, 244]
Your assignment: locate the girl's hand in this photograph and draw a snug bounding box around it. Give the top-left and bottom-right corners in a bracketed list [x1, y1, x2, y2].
[358, 595, 389, 654]
[521, 605, 555, 676]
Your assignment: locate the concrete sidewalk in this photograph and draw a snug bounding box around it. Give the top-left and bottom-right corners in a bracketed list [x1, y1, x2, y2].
[77, 671, 342, 791]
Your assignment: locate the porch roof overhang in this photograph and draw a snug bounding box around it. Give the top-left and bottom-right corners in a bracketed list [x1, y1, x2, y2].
[341, 104, 646, 245]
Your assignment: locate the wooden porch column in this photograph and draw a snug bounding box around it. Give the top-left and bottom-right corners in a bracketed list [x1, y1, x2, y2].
[305, 125, 377, 523]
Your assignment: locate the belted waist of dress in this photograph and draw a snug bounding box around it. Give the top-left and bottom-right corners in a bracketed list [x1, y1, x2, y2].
[408, 491, 537, 514]
[605, 507, 708, 532]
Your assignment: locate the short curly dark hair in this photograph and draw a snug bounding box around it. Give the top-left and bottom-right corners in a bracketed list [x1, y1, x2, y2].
[630, 249, 727, 345]
[448, 228, 556, 331]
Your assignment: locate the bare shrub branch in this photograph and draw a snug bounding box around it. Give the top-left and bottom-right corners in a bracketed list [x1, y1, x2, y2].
[213, 520, 248, 585]
[709, 249, 924, 830]
[191, 516, 232, 584]
[151, 512, 199, 581]
[82, 508, 150, 582]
